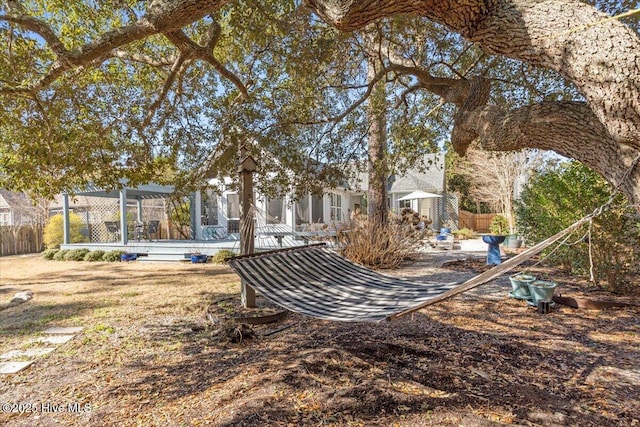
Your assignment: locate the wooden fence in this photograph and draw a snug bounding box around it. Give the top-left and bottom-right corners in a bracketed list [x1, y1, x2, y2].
[0, 224, 44, 256]
[458, 210, 497, 233]
[164, 221, 191, 240]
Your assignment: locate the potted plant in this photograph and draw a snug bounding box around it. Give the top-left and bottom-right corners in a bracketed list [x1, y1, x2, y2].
[509, 274, 536, 299]
[190, 251, 208, 264]
[483, 215, 509, 246]
[506, 235, 523, 249]
[489, 215, 509, 236]
[120, 252, 137, 262]
[527, 279, 558, 305]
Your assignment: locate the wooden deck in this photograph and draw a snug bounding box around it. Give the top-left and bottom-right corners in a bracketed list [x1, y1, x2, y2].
[59, 234, 328, 262]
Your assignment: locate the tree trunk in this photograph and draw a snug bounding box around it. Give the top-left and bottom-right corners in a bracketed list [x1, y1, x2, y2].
[366, 39, 389, 227]
[306, 0, 640, 208]
[238, 144, 256, 308]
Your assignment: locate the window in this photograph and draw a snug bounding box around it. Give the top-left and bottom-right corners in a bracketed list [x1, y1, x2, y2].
[267, 197, 284, 224]
[399, 199, 412, 209]
[330, 193, 342, 221]
[311, 195, 324, 223]
[0, 212, 9, 226]
[227, 194, 240, 219]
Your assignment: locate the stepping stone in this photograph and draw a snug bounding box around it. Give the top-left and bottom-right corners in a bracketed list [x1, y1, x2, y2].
[0, 347, 56, 360]
[32, 334, 76, 345]
[43, 327, 83, 335]
[0, 361, 34, 374]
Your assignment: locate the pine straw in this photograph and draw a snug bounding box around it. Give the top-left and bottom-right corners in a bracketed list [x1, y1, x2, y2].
[1, 253, 639, 426]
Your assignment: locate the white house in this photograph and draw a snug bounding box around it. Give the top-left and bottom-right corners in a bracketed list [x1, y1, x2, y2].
[201, 177, 365, 236]
[201, 152, 448, 235]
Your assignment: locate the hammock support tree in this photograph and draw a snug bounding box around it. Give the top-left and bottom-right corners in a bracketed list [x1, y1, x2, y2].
[228, 213, 596, 322]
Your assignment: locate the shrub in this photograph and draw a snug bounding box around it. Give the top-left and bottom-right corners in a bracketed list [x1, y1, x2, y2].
[44, 213, 88, 249]
[102, 250, 126, 262]
[64, 248, 90, 261]
[84, 250, 106, 261]
[515, 161, 640, 293]
[52, 249, 69, 261]
[42, 249, 60, 260]
[210, 249, 237, 264]
[339, 213, 423, 269]
[489, 215, 509, 235]
[453, 228, 476, 240]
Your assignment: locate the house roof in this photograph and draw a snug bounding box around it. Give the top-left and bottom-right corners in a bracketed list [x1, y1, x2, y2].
[0, 189, 32, 209]
[389, 153, 445, 194]
[0, 191, 8, 209]
[346, 169, 369, 193]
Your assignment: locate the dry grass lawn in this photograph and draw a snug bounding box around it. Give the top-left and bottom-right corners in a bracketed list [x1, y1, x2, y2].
[1, 253, 639, 426]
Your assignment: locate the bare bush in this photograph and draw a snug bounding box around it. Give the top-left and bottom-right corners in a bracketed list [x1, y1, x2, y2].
[339, 211, 427, 269]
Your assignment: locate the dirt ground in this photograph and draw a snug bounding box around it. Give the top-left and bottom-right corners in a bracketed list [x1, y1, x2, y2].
[0, 252, 639, 426]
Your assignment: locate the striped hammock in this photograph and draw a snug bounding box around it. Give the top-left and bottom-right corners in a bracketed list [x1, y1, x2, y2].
[229, 245, 458, 322]
[228, 214, 594, 322]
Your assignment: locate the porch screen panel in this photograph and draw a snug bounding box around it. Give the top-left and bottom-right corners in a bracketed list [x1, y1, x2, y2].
[311, 195, 324, 223]
[295, 196, 309, 226]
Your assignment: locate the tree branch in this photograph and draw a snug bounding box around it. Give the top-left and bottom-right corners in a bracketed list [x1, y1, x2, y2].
[305, 0, 640, 149]
[394, 84, 421, 109]
[290, 65, 388, 126]
[0, 0, 230, 94]
[142, 54, 188, 128]
[0, 13, 70, 59]
[110, 50, 177, 67]
[164, 30, 249, 98]
[202, 16, 222, 50]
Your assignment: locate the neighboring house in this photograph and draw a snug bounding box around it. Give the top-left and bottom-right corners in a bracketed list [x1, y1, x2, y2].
[202, 152, 449, 234]
[0, 189, 47, 226]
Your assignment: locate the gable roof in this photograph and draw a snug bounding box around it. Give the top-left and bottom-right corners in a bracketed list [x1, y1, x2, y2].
[389, 152, 445, 194]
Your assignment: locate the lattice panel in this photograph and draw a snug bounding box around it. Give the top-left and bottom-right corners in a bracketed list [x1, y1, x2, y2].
[77, 198, 167, 243]
[85, 198, 120, 242]
[437, 193, 459, 231]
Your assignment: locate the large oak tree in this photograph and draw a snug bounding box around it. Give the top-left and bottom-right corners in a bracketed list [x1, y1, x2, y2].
[1, 0, 639, 210]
